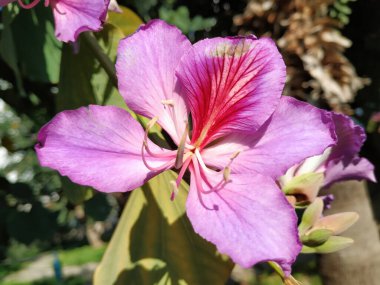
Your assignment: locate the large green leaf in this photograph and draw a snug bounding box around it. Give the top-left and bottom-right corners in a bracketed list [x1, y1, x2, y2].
[1, 4, 62, 83]
[94, 171, 233, 285]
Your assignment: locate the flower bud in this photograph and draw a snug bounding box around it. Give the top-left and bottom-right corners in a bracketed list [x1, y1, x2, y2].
[298, 198, 324, 235]
[312, 212, 359, 235]
[283, 173, 324, 205]
[301, 228, 333, 247]
[313, 236, 354, 254]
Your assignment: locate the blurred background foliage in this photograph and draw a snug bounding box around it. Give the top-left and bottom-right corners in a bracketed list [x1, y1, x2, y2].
[0, 0, 379, 284]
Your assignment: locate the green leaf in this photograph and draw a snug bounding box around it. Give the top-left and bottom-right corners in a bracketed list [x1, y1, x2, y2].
[94, 171, 233, 285]
[61, 177, 93, 205]
[56, 40, 98, 111]
[108, 6, 144, 37]
[4, 4, 62, 83]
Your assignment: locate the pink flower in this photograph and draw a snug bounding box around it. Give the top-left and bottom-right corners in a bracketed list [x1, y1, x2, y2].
[280, 112, 376, 205]
[0, 0, 110, 42]
[35, 20, 336, 274]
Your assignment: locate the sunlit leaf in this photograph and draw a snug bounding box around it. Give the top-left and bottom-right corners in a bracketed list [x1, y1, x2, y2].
[94, 171, 233, 285]
[108, 6, 144, 37]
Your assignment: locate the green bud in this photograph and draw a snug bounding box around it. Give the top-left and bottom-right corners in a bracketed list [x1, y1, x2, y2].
[301, 245, 317, 254]
[298, 198, 324, 235]
[314, 236, 354, 254]
[283, 172, 324, 202]
[301, 228, 333, 247]
[313, 212, 359, 235]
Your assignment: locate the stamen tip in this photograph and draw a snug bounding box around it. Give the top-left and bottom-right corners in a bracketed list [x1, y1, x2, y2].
[213, 204, 219, 211]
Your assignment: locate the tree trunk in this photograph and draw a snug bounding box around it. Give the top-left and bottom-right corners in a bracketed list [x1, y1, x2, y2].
[319, 181, 380, 285]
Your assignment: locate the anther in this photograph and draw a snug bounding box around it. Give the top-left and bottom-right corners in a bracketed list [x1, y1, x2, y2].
[161, 99, 175, 108]
[146, 116, 159, 131]
[175, 122, 189, 169]
[230, 151, 241, 161]
[223, 166, 231, 182]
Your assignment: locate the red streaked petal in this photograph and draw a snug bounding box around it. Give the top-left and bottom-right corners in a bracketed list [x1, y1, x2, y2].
[176, 36, 285, 148]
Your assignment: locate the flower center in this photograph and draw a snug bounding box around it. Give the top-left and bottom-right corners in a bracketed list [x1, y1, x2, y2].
[141, 116, 240, 210]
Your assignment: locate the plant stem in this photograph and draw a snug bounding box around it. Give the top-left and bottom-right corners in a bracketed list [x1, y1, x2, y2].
[81, 32, 118, 89]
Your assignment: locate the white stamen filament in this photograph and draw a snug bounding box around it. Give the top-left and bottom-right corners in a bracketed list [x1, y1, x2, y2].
[192, 157, 219, 211]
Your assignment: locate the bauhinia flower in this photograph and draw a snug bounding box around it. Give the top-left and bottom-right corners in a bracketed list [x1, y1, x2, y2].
[0, 0, 112, 42]
[35, 20, 337, 274]
[280, 112, 376, 206]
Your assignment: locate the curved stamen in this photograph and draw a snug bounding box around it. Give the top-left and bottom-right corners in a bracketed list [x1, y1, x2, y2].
[140, 116, 176, 171]
[191, 157, 219, 211]
[175, 122, 189, 169]
[142, 116, 176, 158]
[170, 154, 193, 201]
[194, 148, 224, 190]
[18, 0, 40, 9]
[141, 143, 175, 172]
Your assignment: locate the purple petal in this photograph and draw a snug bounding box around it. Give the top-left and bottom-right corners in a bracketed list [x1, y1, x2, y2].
[52, 0, 109, 42]
[176, 36, 285, 148]
[116, 19, 191, 144]
[328, 112, 366, 164]
[202, 96, 336, 179]
[323, 156, 376, 188]
[186, 167, 301, 275]
[0, 0, 15, 6]
[35, 105, 174, 193]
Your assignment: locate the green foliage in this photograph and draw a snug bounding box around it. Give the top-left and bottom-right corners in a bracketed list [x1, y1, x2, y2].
[94, 171, 234, 285]
[1, 4, 62, 84]
[159, 5, 216, 39]
[329, 0, 357, 25]
[58, 245, 106, 266]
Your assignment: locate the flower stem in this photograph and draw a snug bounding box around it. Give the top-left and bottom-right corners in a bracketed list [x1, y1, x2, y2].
[81, 32, 118, 89]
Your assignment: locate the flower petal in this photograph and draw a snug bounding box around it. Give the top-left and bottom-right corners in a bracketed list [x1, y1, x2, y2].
[323, 156, 376, 188]
[328, 113, 366, 163]
[202, 96, 336, 179]
[186, 168, 301, 275]
[176, 36, 285, 147]
[116, 19, 191, 144]
[108, 0, 121, 13]
[52, 0, 109, 42]
[0, 0, 15, 6]
[35, 105, 175, 193]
